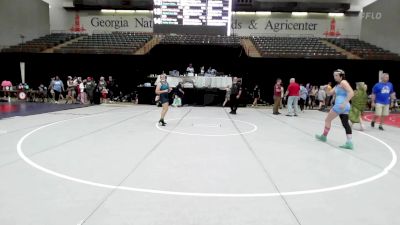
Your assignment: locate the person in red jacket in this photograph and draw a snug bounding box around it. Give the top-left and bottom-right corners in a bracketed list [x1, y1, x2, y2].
[285, 78, 300, 116]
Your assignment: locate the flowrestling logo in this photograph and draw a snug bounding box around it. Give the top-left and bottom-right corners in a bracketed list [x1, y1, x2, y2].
[362, 12, 383, 20]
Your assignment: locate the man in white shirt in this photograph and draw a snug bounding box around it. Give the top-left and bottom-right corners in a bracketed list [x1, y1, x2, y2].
[186, 63, 194, 76]
[200, 66, 205, 75]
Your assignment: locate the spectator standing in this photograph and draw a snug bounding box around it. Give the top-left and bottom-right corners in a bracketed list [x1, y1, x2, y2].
[85, 77, 96, 104]
[285, 78, 300, 117]
[299, 84, 308, 111]
[273, 78, 282, 115]
[370, 73, 396, 130]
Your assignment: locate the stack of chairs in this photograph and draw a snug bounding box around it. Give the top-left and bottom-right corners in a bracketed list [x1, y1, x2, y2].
[160, 35, 241, 46]
[1, 33, 84, 53]
[251, 36, 345, 59]
[326, 38, 400, 60]
[55, 32, 153, 55]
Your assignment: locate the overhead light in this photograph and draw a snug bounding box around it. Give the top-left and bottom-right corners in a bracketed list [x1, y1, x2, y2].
[256, 11, 272, 15]
[329, 13, 344, 17]
[116, 10, 135, 13]
[101, 9, 115, 13]
[135, 10, 152, 13]
[234, 11, 256, 15]
[292, 12, 308, 16]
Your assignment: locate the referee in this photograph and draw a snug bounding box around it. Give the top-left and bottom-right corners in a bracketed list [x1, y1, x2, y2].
[229, 77, 242, 114]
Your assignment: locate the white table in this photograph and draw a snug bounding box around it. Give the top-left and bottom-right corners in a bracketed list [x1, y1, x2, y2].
[154, 75, 233, 89]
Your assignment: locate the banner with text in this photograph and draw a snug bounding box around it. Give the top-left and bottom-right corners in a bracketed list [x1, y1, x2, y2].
[231, 14, 361, 37]
[67, 11, 361, 37]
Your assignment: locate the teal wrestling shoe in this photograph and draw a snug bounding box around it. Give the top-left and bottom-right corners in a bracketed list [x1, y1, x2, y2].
[315, 134, 327, 142]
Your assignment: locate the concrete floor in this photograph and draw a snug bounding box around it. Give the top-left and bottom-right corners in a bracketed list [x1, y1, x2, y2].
[0, 105, 399, 225]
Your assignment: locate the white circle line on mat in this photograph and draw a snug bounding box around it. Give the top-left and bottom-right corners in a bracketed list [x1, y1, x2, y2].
[17, 115, 397, 198]
[155, 117, 258, 137]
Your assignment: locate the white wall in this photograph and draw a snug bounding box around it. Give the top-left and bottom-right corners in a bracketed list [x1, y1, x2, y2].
[43, 0, 75, 32]
[0, 0, 50, 46]
[43, 0, 153, 33]
[360, 0, 400, 54]
[349, 0, 379, 11]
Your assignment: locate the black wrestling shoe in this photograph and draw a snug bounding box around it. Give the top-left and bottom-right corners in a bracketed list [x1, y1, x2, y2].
[159, 119, 166, 126]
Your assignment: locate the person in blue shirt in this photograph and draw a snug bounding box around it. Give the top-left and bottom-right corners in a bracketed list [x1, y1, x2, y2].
[299, 84, 308, 111]
[316, 69, 355, 150]
[155, 74, 171, 126]
[52, 76, 64, 104]
[371, 73, 396, 130]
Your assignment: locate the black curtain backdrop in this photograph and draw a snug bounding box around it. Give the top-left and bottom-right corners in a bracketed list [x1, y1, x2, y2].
[1, 45, 399, 104]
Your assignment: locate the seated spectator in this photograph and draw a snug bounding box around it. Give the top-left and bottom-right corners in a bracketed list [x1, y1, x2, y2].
[1, 80, 13, 100]
[38, 84, 47, 102]
[172, 94, 182, 107]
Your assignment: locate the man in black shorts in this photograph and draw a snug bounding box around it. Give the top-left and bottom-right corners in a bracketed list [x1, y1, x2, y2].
[230, 77, 242, 114]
